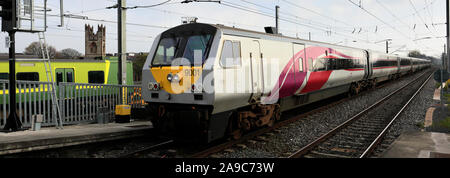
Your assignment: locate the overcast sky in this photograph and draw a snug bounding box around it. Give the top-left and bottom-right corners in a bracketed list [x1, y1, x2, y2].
[0, 0, 447, 58]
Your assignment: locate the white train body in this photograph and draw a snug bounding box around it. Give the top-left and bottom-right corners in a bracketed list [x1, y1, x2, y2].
[142, 23, 431, 142]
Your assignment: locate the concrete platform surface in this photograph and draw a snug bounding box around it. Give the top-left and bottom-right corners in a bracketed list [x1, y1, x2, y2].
[382, 131, 450, 158]
[0, 121, 152, 155]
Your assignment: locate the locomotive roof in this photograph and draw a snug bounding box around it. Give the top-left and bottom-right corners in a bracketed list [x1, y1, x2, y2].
[175, 23, 429, 61]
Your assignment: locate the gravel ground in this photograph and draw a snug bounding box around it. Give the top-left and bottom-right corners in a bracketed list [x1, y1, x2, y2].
[387, 74, 437, 134]
[371, 73, 438, 156]
[216, 69, 432, 158]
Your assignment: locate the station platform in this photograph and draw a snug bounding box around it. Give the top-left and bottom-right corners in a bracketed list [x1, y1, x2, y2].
[381, 131, 450, 158]
[0, 121, 152, 155]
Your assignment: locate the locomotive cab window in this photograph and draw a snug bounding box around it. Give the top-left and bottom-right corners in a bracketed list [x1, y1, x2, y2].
[17, 72, 39, 81]
[88, 71, 104, 84]
[220, 40, 241, 68]
[152, 30, 214, 67]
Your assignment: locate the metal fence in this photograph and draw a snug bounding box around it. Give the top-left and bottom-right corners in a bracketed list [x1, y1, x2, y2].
[0, 80, 145, 128]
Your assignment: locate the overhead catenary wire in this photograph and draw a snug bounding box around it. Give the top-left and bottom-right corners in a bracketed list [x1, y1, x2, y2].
[239, 0, 358, 34]
[106, 0, 175, 9]
[424, 0, 437, 31]
[408, 0, 436, 37]
[46, 13, 170, 29]
[348, 0, 440, 52]
[220, 1, 382, 47]
[375, 0, 411, 30]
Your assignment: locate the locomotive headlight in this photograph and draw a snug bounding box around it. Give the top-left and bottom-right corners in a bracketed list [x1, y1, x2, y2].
[167, 73, 180, 83]
[172, 74, 180, 83]
[167, 73, 173, 82]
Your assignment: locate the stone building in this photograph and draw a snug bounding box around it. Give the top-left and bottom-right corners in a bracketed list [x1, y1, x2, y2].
[85, 24, 106, 59]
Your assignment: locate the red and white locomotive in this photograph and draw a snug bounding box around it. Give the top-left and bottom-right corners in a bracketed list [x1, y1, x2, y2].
[142, 23, 431, 142]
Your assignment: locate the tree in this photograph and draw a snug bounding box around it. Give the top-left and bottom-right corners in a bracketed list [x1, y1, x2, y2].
[60, 48, 82, 59]
[24, 41, 57, 59]
[408, 50, 426, 58]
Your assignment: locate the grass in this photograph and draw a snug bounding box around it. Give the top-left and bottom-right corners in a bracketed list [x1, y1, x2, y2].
[416, 122, 425, 129]
[437, 117, 450, 129]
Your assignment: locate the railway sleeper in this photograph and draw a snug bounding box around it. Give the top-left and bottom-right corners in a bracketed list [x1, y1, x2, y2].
[343, 127, 384, 134]
[307, 151, 353, 158]
[351, 121, 387, 127]
[317, 145, 359, 154]
[323, 139, 370, 148]
[315, 148, 361, 158]
[337, 132, 380, 139]
[331, 134, 379, 142]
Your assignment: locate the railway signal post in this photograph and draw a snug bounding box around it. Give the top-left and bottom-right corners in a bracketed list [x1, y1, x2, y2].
[447, 0, 449, 73]
[1, 0, 49, 131]
[1, 0, 22, 131]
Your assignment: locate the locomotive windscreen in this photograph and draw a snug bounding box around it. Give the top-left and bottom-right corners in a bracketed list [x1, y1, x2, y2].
[151, 23, 217, 67]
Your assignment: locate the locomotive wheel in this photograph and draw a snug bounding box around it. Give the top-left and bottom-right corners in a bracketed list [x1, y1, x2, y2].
[350, 82, 362, 95]
[268, 105, 281, 127]
[232, 129, 242, 140]
[267, 117, 275, 127]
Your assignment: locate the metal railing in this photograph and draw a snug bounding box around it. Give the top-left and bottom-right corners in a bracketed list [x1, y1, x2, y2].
[0, 80, 145, 128]
[1, 80, 58, 127]
[58, 82, 145, 125]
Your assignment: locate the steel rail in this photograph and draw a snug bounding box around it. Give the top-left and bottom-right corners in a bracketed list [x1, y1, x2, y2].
[359, 72, 434, 158]
[288, 70, 433, 158]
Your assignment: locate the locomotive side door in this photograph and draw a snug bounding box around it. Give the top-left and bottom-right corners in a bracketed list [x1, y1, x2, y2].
[249, 40, 263, 101]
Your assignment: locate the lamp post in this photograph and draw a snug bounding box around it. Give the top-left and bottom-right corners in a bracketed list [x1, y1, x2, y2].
[375, 39, 392, 54]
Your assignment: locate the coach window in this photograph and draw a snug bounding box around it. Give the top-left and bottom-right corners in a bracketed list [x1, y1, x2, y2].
[17, 72, 39, 81]
[0, 73, 8, 88]
[66, 72, 74, 83]
[56, 72, 63, 85]
[0, 73, 8, 80]
[88, 71, 105, 84]
[220, 40, 241, 68]
[298, 58, 303, 71]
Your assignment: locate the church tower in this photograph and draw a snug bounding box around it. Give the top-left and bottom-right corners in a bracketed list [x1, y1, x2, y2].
[85, 24, 106, 59]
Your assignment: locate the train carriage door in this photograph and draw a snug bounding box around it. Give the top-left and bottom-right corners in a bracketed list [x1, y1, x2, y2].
[55, 68, 75, 85]
[364, 50, 371, 79]
[250, 40, 263, 100]
[293, 43, 305, 89]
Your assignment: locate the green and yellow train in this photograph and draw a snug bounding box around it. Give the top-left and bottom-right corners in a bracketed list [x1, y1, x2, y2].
[0, 57, 134, 104]
[0, 57, 133, 85]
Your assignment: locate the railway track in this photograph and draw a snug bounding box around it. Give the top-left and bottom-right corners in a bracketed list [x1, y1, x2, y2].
[288, 70, 434, 158]
[190, 69, 433, 158]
